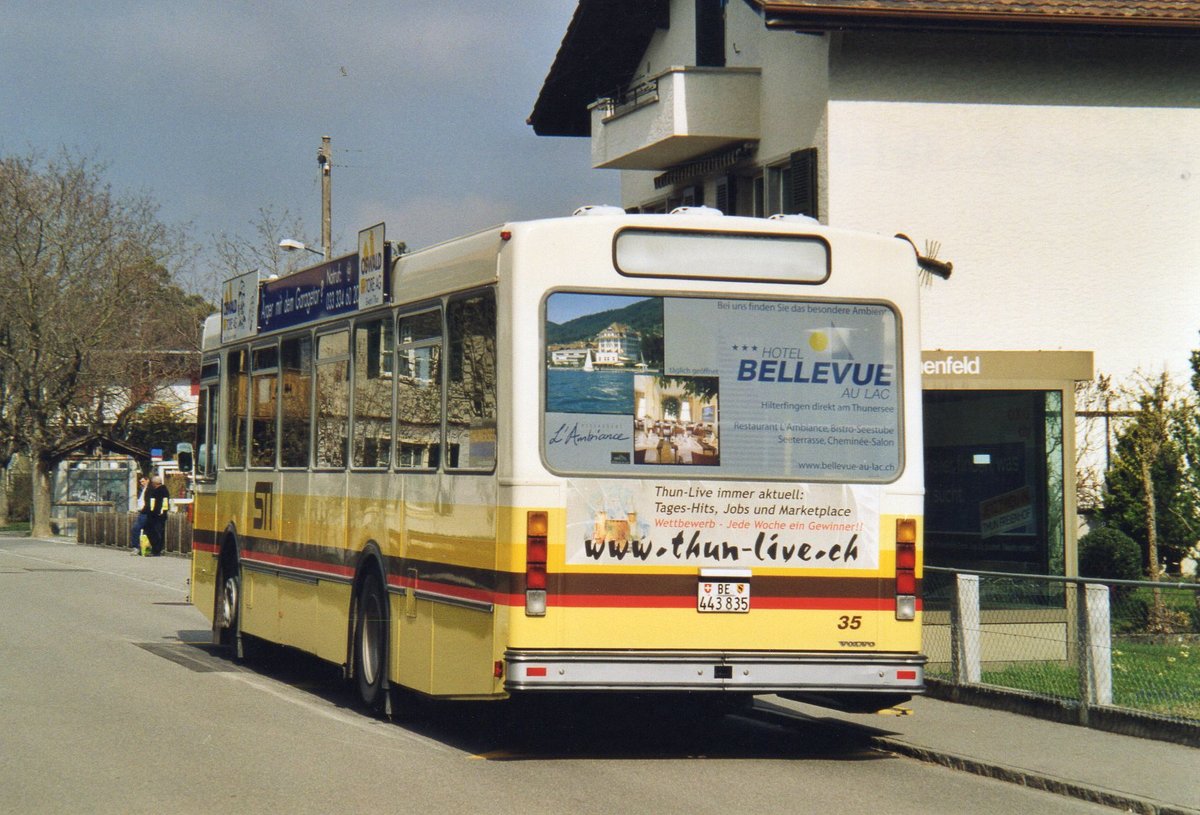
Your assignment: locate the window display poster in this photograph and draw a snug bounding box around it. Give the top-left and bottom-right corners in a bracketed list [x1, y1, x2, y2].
[544, 293, 902, 481]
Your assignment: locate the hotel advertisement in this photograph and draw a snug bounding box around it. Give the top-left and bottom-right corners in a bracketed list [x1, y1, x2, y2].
[544, 292, 902, 482]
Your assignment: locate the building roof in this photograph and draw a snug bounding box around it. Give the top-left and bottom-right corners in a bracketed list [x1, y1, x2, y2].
[54, 433, 150, 461]
[528, 0, 667, 137]
[757, 0, 1200, 32]
[529, 0, 1200, 136]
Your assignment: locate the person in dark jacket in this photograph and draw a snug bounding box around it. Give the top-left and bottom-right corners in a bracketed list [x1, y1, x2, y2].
[129, 475, 150, 554]
[144, 475, 171, 556]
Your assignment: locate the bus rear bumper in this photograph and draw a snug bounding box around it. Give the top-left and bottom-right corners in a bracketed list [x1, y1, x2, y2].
[504, 649, 925, 694]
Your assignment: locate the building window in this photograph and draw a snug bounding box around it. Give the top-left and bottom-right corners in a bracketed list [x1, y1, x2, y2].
[754, 149, 818, 219]
[696, 0, 726, 68]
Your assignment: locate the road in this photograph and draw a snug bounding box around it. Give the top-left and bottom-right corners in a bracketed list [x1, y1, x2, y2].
[0, 535, 1116, 815]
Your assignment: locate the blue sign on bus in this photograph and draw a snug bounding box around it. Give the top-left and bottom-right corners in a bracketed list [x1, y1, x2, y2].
[258, 253, 361, 333]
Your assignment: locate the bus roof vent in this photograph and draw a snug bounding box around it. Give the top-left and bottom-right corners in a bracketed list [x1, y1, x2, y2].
[768, 213, 818, 224]
[572, 205, 626, 217]
[670, 205, 723, 217]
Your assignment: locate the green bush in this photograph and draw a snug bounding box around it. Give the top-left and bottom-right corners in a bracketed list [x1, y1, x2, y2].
[1080, 526, 1143, 581]
[1111, 593, 1150, 634]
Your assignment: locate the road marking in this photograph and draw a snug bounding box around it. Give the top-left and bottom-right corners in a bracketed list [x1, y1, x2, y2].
[213, 670, 456, 754]
[0, 547, 188, 593]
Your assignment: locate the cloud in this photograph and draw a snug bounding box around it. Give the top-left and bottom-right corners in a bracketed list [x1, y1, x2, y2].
[0, 0, 617, 269]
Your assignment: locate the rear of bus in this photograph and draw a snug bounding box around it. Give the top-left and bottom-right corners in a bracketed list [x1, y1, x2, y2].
[500, 213, 924, 711]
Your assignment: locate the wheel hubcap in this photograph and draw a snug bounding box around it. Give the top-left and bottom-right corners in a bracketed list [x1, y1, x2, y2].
[360, 593, 382, 684]
[219, 575, 238, 630]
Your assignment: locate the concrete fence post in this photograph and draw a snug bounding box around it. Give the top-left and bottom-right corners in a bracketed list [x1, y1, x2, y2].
[951, 573, 982, 684]
[1079, 582, 1113, 711]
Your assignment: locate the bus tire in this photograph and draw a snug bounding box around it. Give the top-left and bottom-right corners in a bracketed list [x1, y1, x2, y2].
[214, 553, 240, 650]
[214, 546, 260, 661]
[353, 573, 388, 713]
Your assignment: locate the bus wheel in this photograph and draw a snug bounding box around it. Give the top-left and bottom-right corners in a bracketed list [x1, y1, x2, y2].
[354, 575, 388, 713]
[214, 558, 240, 649]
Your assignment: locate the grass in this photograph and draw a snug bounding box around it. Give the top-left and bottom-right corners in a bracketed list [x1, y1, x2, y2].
[0, 521, 30, 534]
[979, 638, 1200, 720]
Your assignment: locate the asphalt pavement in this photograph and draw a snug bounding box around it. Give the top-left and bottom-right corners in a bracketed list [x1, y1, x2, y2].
[10, 533, 1199, 815]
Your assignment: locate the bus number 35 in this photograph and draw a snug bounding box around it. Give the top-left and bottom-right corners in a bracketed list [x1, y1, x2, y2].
[837, 615, 862, 630]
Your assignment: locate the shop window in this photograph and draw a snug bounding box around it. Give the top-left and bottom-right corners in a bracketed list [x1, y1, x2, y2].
[923, 390, 1066, 608]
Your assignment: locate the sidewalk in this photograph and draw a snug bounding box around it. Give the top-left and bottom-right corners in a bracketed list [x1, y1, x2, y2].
[763, 694, 1200, 815]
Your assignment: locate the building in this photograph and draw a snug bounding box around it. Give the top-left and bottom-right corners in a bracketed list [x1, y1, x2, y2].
[595, 322, 642, 365]
[529, 0, 1200, 587]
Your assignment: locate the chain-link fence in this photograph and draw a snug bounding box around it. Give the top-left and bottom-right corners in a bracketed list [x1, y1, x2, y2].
[923, 567, 1200, 727]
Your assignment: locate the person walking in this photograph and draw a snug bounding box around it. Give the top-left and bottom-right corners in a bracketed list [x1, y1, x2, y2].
[144, 474, 171, 556]
[129, 475, 150, 554]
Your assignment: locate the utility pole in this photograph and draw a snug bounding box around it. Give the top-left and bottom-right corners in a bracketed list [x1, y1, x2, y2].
[318, 136, 331, 260]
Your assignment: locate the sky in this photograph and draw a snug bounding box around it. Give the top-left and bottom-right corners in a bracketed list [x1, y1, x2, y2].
[0, 1, 617, 290]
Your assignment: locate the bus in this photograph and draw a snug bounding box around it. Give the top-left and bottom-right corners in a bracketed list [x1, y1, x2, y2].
[191, 208, 928, 715]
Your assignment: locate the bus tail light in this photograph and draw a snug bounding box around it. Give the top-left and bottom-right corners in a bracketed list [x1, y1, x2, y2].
[895, 518, 917, 621]
[526, 511, 548, 616]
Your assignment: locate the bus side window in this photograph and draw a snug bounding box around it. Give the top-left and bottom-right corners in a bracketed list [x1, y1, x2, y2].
[224, 348, 248, 469]
[353, 318, 394, 468]
[395, 308, 442, 470]
[280, 334, 313, 468]
[196, 356, 219, 480]
[250, 344, 279, 467]
[446, 291, 497, 472]
[195, 387, 209, 479]
[315, 330, 350, 469]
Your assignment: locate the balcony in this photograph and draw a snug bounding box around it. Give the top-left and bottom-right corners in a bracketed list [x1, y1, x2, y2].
[589, 66, 761, 171]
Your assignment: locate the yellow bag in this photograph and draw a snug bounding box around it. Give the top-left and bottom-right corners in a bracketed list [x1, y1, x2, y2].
[139, 533, 152, 557]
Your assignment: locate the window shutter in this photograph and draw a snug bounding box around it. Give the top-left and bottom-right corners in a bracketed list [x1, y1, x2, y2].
[786, 148, 818, 218]
[715, 175, 737, 215]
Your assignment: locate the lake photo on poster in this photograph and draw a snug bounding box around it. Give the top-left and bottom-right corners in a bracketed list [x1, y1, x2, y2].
[546, 368, 634, 414]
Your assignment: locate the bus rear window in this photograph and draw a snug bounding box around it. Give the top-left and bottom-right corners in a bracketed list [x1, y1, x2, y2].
[614, 228, 829, 284]
[543, 292, 901, 482]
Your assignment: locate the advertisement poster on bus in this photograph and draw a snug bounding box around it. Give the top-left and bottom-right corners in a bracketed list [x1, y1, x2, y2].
[564, 478, 880, 569]
[543, 292, 902, 481]
[258, 253, 361, 333]
[221, 269, 259, 343]
[357, 222, 387, 310]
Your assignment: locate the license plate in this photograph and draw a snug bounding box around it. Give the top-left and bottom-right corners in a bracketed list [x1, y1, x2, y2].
[697, 579, 750, 613]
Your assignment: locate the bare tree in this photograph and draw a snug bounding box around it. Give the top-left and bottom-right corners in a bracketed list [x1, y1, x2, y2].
[0, 150, 196, 536]
[209, 205, 315, 287]
[1074, 374, 1114, 515]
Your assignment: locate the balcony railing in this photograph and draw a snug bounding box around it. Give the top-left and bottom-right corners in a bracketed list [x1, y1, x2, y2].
[589, 66, 761, 171]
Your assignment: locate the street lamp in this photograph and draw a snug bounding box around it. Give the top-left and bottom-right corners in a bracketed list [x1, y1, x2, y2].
[279, 238, 324, 258]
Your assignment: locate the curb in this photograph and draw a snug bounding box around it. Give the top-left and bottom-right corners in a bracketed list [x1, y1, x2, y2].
[873, 737, 1200, 815]
[751, 699, 1199, 815]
